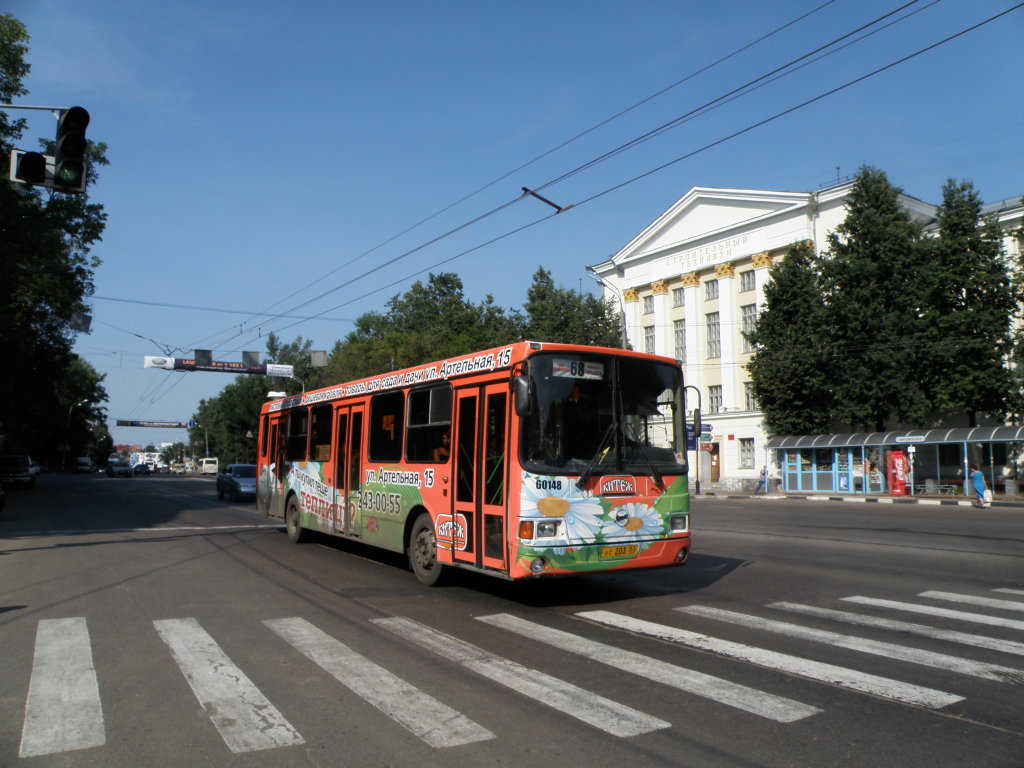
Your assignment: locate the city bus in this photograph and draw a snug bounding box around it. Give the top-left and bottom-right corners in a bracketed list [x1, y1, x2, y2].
[257, 341, 690, 585]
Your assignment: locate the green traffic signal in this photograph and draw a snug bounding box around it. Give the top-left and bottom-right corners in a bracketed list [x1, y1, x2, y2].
[53, 106, 89, 191]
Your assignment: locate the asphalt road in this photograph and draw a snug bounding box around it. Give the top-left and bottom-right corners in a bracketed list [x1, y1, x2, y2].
[0, 474, 1021, 767]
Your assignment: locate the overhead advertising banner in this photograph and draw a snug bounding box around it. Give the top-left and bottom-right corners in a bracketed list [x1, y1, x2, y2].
[144, 356, 294, 377]
[116, 420, 191, 428]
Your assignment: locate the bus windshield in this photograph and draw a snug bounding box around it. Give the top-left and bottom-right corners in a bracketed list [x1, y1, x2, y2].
[520, 352, 685, 477]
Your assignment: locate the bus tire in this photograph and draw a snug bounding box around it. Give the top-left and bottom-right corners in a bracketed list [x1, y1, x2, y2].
[285, 497, 306, 544]
[408, 513, 450, 586]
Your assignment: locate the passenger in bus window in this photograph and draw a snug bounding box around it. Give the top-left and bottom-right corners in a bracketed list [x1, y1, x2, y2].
[431, 429, 451, 462]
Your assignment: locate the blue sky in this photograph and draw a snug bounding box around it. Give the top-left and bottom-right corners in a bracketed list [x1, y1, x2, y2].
[8, 0, 1023, 449]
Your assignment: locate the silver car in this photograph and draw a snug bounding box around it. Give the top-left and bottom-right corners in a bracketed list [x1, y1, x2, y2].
[216, 464, 257, 502]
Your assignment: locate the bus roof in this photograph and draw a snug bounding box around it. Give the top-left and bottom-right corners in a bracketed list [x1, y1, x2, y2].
[261, 341, 680, 413]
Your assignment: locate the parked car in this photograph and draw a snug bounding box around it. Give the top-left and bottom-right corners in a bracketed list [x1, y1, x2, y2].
[217, 464, 257, 502]
[74, 457, 95, 474]
[106, 460, 132, 478]
[0, 455, 36, 488]
[133, 464, 151, 476]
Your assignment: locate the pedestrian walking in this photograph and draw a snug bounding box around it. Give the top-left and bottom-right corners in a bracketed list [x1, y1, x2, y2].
[969, 464, 988, 508]
[754, 465, 768, 494]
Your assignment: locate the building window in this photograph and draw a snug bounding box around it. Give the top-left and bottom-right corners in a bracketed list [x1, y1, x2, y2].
[673, 319, 685, 363]
[644, 325, 655, 354]
[745, 381, 758, 411]
[739, 437, 755, 469]
[672, 287, 684, 307]
[642, 295, 654, 314]
[705, 312, 720, 358]
[709, 385, 723, 414]
[741, 303, 757, 353]
[740, 270, 755, 292]
[705, 280, 719, 301]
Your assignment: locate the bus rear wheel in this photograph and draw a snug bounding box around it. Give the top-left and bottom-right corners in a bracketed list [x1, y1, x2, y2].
[285, 497, 306, 544]
[408, 513, 450, 586]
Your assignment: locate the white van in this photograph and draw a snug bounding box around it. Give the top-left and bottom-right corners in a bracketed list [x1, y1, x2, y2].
[198, 458, 219, 475]
[75, 457, 95, 474]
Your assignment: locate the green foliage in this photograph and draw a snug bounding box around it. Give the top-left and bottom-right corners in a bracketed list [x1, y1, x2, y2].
[818, 167, 928, 431]
[919, 180, 1015, 425]
[0, 14, 109, 465]
[746, 242, 833, 436]
[750, 168, 1021, 436]
[523, 267, 623, 347]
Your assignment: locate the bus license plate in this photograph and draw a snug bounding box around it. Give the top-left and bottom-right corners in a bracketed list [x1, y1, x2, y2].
[600, 544, 639, 558]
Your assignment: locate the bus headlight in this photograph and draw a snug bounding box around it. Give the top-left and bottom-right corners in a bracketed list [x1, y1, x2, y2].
[669, 514, 689, 532]
[536, 520, 559, 538]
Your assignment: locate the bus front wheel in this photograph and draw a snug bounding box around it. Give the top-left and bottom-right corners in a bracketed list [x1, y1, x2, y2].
[285, 497, 306, 544]
[408, 513, 450, 586]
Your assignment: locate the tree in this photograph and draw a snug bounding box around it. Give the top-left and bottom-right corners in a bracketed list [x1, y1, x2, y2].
[817, 167, 928, 431]
[0, 14, 109, 461]
[523, 267, 622, 347]
[746, 242, 833, 436]
[920, 180, 1015, 426]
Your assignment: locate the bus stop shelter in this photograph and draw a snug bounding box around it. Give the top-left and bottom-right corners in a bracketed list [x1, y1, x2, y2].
[764, 426, 1024, 497]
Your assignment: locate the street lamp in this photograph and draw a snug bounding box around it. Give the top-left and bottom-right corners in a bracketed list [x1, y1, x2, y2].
[63, 399, 88, 472]
[585, 267, 627, 348]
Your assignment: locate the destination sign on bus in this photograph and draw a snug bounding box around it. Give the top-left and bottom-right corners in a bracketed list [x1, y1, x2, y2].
[552, 359, 604, 380]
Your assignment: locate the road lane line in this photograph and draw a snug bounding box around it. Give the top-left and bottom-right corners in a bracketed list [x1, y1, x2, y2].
[578, 610, 963, 709]
[479, 613, 820, 723]
[265, 617, 492, 748]
[919, 591, 1024, 613]
[995, 588, 1024, 597]
[154, 618, 304, 753]
[770, 601, 1024, 657]
[842, 596, 1024, 631]
[19, 618, 105, 757]
[372, 616, 669, 737]
[680, 605, 1023, 682]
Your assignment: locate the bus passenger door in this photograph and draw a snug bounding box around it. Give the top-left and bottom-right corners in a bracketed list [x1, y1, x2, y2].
[333, 406, 364, 536]
[451, 384, 508, 570]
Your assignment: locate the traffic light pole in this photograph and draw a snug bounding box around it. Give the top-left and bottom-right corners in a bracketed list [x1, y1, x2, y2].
[685, 385, 701, 496]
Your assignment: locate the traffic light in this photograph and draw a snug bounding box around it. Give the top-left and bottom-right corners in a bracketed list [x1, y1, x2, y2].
[12, 150, 47, 184]
[53, 106, 89, 191]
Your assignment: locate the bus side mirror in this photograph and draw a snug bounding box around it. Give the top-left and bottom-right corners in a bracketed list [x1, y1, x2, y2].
[513, 376, 532, 417]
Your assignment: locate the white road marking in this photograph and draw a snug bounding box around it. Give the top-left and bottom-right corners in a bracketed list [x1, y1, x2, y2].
[19, 618, 105, 757]
[578, 610, 963, 709]
[154, 618, 304, 753]
[265, 617, 492, 748]
[372, 616, 669, 737]
[679, 605, 1023, 682]
[770, 601, 1024, 657]
[843, 596, 1024, 631]
[919, 590, 1024, 613]
[480, 612, 820, 723]
[995, 588, 1024, 597]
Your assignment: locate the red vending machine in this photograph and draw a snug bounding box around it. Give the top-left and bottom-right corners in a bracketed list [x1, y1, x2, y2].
[887, 450, 909, 495]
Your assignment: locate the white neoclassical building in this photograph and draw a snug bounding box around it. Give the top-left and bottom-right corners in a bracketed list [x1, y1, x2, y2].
[589, 182, 1023, 491]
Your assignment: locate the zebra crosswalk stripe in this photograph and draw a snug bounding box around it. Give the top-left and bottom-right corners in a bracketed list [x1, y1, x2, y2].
[918, 591, 1024, 613]
[769, 601, 1024, 657]
[372, 616, 669, 737]
[578, 610, 963, 709]
[678, 606, 1024, 682]
[154, 618, 304, 754]
[19, 618, 105, 758]
[479, 612, 821, 723]
[264, 617, 493, 748]
[842, 596, 1024, 631]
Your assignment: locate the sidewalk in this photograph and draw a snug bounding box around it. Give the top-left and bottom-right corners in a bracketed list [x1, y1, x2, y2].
[696, 490, 1024, 508]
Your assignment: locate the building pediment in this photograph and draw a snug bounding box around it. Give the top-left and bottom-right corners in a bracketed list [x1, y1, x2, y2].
[610, 187, 810, 269]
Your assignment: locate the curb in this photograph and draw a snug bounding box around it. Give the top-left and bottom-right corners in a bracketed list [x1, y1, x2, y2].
[696, 492, 1018, 508]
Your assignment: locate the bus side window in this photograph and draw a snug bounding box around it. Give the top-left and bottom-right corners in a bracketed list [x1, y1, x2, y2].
[287, 409, 309, 461]
[405, 385, 452, 462]
[369, 392, 404, 462]
[310, 404, 332, 461]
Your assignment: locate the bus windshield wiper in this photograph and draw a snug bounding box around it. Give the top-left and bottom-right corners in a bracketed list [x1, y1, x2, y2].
[623, 421, 664, 488]
[576, 422, 617, 490]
